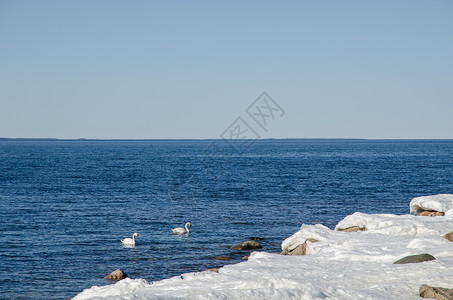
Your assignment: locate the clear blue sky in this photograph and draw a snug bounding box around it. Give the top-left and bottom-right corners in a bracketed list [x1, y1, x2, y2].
[1, 0, 452, 139]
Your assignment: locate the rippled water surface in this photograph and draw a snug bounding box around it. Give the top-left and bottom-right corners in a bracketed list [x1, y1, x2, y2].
[1, 139, 453, 299]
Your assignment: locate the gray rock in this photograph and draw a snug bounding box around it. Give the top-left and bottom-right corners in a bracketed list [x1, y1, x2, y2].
[393, 253, 436, 264]
[289, 238, 320, 256]
[444, 231, 453, 242]
[420, 284, 453, 300]
[104, 269, 128, 281]
[337, 226, 367, 232]
[230, 240, 262, 250]
[289, 244, 305, 255]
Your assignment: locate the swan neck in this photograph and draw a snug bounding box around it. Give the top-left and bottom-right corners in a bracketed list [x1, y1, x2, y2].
[185, 224, 189, 232]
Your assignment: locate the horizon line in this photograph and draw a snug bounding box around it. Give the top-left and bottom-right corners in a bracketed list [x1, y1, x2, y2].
[1, 137, 453, 142]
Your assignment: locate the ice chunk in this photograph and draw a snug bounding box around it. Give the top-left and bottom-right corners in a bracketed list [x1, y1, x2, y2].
[410, 194, 453, 214]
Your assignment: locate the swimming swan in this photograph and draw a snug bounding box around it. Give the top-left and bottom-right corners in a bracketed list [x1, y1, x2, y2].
[122, 232, 139, 246]
[172, 222, 191, 235]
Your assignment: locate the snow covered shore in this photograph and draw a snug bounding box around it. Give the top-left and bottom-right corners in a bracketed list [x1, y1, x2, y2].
[74, 194, 453, 300]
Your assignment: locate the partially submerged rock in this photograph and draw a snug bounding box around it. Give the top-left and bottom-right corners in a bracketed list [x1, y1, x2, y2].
[337, 226, 367, 232]
[248, 237, 266, 241]
[393, 253, 436, 264]
[230, 240, 262, 250]
[420, 284, 453, 300]
[211, 256, 233, 261]
[104, 269, 128, 281]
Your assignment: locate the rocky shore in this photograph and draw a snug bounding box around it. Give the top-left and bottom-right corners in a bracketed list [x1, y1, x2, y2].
[75, 194, 453, 300]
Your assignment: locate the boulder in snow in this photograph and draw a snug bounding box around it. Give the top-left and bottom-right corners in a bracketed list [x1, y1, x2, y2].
[207, 268, 219, 273]
[281, 224, 330, 253]
[288, 244, 304, 255]
[443, 231, 453, 242]
[289, 238, 319, 255]
[104, 269, 128, 281]
[419, 284, 453, 300]
[337, 226, 367, 232]
[417, 211, 445, 217]
[393, 253, 436, 264]
[410, 194, 453, 215]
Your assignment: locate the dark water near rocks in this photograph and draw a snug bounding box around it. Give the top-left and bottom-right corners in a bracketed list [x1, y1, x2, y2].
[1, 139, 453, 299]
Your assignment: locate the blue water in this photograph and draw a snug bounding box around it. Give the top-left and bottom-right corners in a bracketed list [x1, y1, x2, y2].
[1, 139, 453, 299]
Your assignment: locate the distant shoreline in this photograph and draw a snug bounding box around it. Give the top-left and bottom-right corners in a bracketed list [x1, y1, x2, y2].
[1, 138, 453, 142]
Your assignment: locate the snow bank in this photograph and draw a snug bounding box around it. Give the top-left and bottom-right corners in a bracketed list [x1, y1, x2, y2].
[281, 212, 453, 267]
[335, 212, 453, 236]
[409, 194, 453, 215]
[74, 195, 453, 300]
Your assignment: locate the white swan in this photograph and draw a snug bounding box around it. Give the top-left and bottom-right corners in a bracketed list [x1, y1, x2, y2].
[172, 222, 191, 235]
[121, 232, 139, 246]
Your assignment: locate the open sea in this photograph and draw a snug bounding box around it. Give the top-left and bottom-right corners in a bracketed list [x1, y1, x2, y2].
[1, 139, 453, 299]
